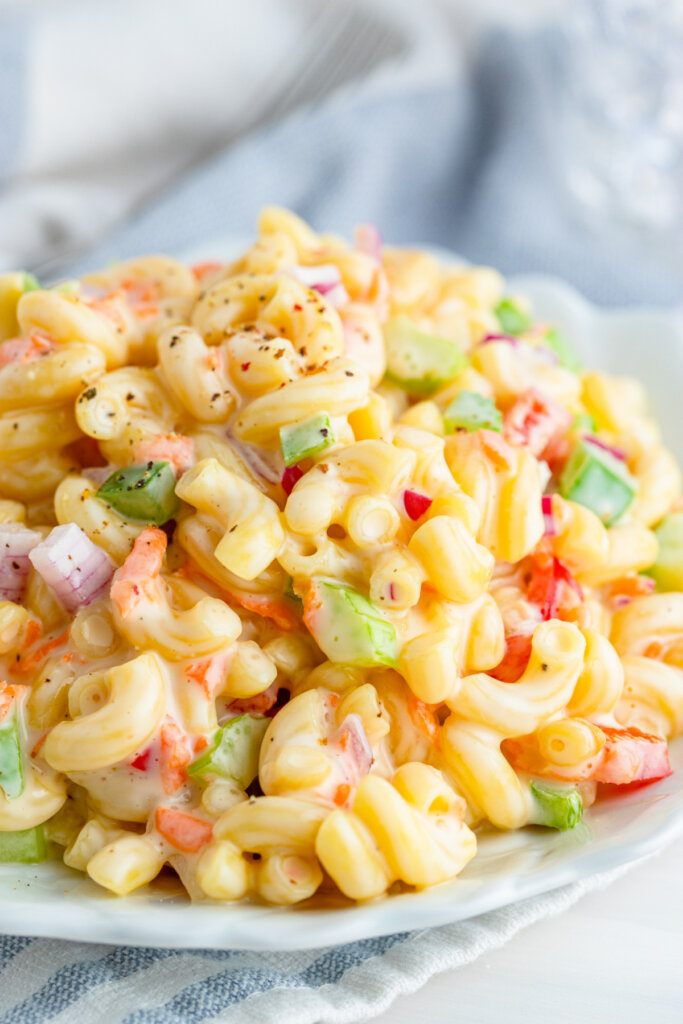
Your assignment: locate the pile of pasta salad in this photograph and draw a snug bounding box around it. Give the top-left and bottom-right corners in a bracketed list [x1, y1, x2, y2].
[0, 208, 681, 906]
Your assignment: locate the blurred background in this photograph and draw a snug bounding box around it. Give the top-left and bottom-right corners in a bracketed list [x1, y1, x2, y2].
[0, 0, 681, 304]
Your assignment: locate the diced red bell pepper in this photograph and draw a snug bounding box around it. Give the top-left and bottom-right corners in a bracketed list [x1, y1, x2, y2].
[596, 726, 672, 786]
[503, 725, 671, 787]
[527, 551, 583, 622]
[490, 634, 533, 682]
[403, 490, 433, 521]
[282, 465, 304, 495]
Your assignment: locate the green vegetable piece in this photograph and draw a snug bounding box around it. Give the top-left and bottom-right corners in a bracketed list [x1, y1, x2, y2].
[530, 780, 583, 830]
[97, 461, 179, 524]
[383, 315, 468, 395]
[559, 438, 636, 525]
[0, 272, 40, 342]
[444, 390, 502, 434]
[542, 327, 581, 372]
[0, 825, 48, 864]
[280, 412, 335, 467]
[0, 715, 23, 801]
[306, 580, 398, 667]
[52, 279, 80, 296]
[572, 412, 597, 434]
[650, 512, 683, 591]
[494, 298, 533, 335]
[187, 714, 269, 789]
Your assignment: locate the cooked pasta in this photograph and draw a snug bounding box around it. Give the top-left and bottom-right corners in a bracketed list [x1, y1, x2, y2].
[0, 209, 679, 907]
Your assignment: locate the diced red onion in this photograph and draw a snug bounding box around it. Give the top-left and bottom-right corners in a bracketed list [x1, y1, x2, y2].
[584, 435, 628, 462]
[29, 524, 115, 613]
[480, 333, 520, 347]
[354, 223, 382, 262]
[541, 495, 556, 536]
[529, 344, 559, 367]
[335, 713, 373, 778]
[0, 524, 42, 602]
[321, 282, 350, 308]
[288, 264, 342, 295]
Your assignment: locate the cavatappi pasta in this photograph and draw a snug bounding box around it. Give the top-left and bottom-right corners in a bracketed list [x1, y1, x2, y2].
[0, 209, 681, 905]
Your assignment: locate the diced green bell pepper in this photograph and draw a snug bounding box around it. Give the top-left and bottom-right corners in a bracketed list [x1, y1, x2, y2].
[0, 272, 40, 342]
[0, 715, 23, 801]
[559, 438, 636, 525]
[97, 461, 179, 524]
[572, 412, 597, 434]
[0, 825, 48, 864]
[305, 580, 398, 667]
[649, 512, 683, 591]
[187, 714, 269, 789]
[542, 327, 581, 372]
[383, 316, 468, 396]
[530, 780, 583, 830]
[494, 298, 533, 335]
[444, 390, 502, 434]
[280, 412, 335, 466]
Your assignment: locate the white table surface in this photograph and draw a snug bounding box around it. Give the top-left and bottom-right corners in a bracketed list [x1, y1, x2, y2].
[367, 835, 683, 1024]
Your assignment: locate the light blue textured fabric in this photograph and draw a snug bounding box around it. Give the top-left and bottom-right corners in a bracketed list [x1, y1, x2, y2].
[0, 8, 29, 185]
[63, 27, 681, 306]
[0, 17, 679, 1024]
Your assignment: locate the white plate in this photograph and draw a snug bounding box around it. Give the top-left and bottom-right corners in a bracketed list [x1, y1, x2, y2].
[2, 243, 683, 950]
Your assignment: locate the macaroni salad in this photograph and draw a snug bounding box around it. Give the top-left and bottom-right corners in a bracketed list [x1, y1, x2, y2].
[0, 208, 681, 906]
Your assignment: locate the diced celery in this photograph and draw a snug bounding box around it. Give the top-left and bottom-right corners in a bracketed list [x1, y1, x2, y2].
[305, 580, 398, 667]
[280, 412, 335, 466]
[0, 716, 23, 801]
[542, 327, 581, 372]
[383, 316, 468, 395]
[97, 462, 179, 524]
[559, 438, 636, 525]
[530, 780, 583, 830]
[187, 714, 269, 789]
[494, 298, 532, 335]
[650, 512, 683, 591]
[0, 825, 48, 864]
[444, 390, 502, 434]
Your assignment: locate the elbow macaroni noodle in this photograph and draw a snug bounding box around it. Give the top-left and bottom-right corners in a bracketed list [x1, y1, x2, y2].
[0, 208, 680, 908]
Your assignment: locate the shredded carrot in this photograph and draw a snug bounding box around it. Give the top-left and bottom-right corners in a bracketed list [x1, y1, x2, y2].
[0, 683, 28, 722]
[184, 653, 229, 699]
[132, 434, 194, 475]
[159, 718, 192, 795]
[191, 261, 223, 281]
[30, 733, 47, 758]
[110, 527, 167, 617]
[479, 429, 515, 471]
[408, 696, 440, 746]
[155, 807, 213, 853]
[233, 591, 300, 632]
[333, 784, 351, 807]
[13, 629, 69, 677]
[194, 736, 210, 754]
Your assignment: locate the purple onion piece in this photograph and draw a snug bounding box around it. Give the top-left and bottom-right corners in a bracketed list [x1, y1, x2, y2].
[0, 523, 42, 603]
[335, 713, 373, 777]
[288, 263, 342, 295]
[479, 333, 520, 347]
[584, 435, 628, 462]
[29, 523, 115, 613]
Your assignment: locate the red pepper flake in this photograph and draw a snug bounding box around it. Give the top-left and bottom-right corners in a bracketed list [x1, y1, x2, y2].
[403, 490, 433, 521]
[293, 303, 303, 312]
[282, 464, 304, 495]
[240, 362, 251, 372]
